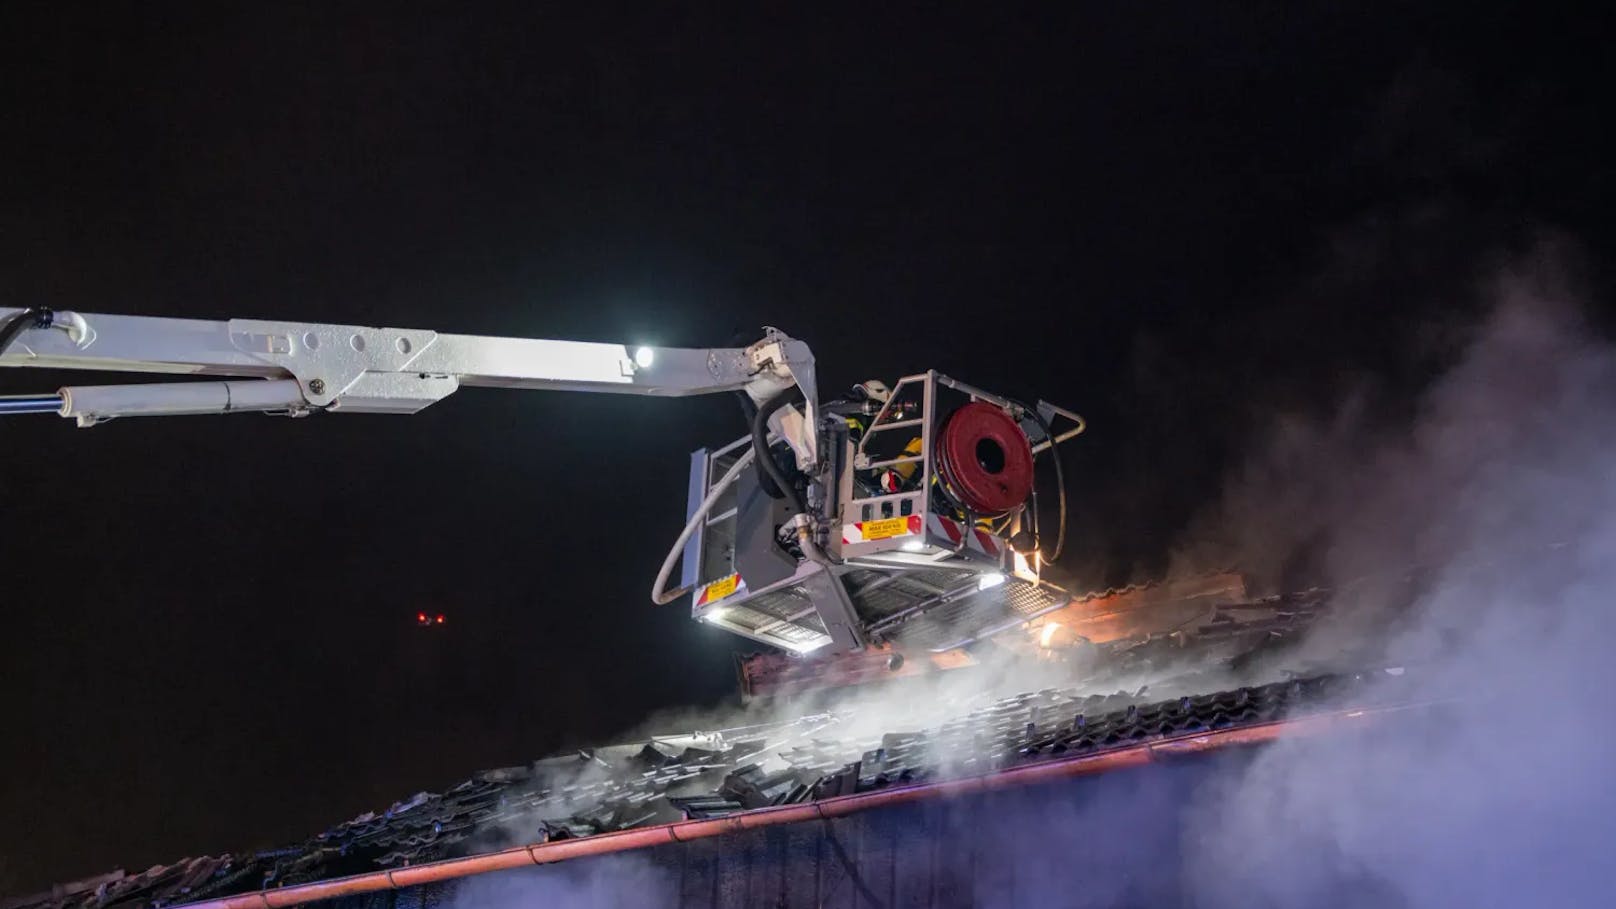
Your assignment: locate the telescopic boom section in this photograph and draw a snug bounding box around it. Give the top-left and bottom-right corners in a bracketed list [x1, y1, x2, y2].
[0, 307, 818, 455]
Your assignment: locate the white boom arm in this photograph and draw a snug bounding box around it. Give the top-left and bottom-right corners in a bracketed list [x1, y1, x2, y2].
[0, 307, 819, 464]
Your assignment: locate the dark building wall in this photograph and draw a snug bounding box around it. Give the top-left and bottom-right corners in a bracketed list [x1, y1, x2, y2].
[314, 752, 1249, 909]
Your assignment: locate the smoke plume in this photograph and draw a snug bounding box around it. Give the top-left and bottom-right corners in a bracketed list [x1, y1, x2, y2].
[1174, 248, 1616, 907]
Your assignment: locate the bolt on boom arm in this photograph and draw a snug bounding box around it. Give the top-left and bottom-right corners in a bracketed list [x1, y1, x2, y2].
[0, 306, 818, 461]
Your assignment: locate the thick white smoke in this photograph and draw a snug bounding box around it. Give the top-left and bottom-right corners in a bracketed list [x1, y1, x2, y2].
[1178, 253, 1616, 907]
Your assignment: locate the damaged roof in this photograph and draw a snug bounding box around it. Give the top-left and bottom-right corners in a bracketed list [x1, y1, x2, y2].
[3, 587, 1401, 909]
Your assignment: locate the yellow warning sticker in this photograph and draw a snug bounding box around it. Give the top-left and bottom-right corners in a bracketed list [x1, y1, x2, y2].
[862, 517, 913, 540]
[702, 573, 741, 603]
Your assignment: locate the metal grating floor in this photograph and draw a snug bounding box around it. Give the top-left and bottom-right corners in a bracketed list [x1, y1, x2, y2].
[730, 587, 832, 649]
[888, 579, 1069, 652]
[845, 567, 979, 624]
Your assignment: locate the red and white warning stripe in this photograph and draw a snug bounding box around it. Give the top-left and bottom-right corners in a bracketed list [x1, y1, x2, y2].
[694, 572, 746, 607]
[928, 514, 1003, 558]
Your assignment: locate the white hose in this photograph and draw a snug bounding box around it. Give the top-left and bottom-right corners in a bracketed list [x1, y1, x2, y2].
[651, 446, 757, 605]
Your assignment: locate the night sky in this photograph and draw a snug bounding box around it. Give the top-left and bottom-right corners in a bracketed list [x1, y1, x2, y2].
[1, 3, 1611, 893]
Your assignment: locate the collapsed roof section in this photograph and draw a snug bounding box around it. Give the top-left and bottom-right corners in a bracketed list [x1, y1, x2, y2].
[3, 578, 1403, 909]
[4, 670, 1413, 909]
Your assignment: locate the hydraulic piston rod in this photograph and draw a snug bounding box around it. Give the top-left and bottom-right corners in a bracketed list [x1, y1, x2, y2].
[0, 394, 65, 415]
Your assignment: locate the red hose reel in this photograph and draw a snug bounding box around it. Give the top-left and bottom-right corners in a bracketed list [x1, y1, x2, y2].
[934, 401, 1034, 516]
